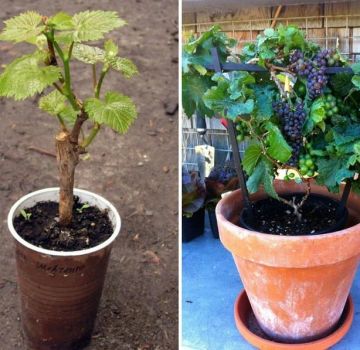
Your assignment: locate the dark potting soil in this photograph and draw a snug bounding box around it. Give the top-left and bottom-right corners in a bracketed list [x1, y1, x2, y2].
[241, 194, 345, 236]
[13, 197, 113, 251]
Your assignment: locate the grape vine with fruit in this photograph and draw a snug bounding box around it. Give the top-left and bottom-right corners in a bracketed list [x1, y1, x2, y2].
[182, 25, 360, 217]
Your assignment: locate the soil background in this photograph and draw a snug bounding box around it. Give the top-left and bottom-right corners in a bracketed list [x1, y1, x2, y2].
[0, 0, 178, 349]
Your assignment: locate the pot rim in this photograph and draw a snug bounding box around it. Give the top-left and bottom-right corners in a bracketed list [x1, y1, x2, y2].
[216, 189, 358, 242]
[7, 187, 121, 257]
[216, 185, 360, 267]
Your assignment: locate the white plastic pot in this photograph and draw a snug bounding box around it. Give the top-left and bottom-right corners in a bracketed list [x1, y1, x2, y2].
[7, 188, 121, 350]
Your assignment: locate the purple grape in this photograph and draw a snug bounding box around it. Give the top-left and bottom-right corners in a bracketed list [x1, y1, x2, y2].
[273, 100, 306, 166]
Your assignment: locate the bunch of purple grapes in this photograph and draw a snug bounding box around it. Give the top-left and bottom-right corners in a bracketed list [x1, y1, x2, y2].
[307, 50, 328, 99]
[273, 100, 306, 166]
[290, 50, 311, 76]
[290, 49, 330, 100]
[208, 161, 237, 184]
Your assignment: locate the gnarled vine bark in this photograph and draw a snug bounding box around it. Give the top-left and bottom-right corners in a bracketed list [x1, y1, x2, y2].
[55, 131, 79, 226]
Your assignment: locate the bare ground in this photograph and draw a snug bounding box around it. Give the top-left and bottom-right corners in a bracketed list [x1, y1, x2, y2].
[0, 0, 178, 349]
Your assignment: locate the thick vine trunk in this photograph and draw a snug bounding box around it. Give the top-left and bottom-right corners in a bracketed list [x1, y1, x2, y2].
[56, 131, 79, 226]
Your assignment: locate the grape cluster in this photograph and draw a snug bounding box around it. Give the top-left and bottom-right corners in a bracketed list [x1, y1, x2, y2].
[235, 119, 248, 142]
[290, 49, 337, 100]
[307, 50, 329, 99]
[290, 50, 310, 76]
[273, 100, 306, 166]
[299, 144, 317, 177]
[324, 94, 338, 118]
[208, 161, 237, 184]
[332, 95, 358, 122]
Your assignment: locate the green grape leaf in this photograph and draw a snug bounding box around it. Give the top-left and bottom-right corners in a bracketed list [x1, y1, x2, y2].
[316, 157, 355, 191]
[246, 158, 278, 199]
[84, 91, 137, 134]
[203, 73, 254, 120]
[277, 25, 305, 53]
[48, 12, 74, 30]
[72, 43, 138, 78]
[60, 105, 78, 124]
[71, 11, 126, 42]
[72, 43, 105, 64]
[109, 57, 138, 78]
[182, 73, 214, 117]
[39, 90, 67, 115]
[242, 143, 262, 175]
[333, 124, 360, 146]
[0, 52, 61, 100]
[39, 90, 78, 124]
[351, 75, 360, 89]
[253, 85, 274, 121]
[0, 11, 45, 43]
[310, 97, 326, 123]
[203, 81, 254, 119]
[330, 72, 353, 97]
[266, 122, 292, 163]
[351, 63, 360, 74]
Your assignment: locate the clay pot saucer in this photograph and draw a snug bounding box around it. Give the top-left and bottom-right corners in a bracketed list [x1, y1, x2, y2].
[234, 290, 354, 350]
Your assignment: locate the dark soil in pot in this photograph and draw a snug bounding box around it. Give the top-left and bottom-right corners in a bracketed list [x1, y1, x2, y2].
[13, 196, 112, 251]
[240, 193, 348, 236]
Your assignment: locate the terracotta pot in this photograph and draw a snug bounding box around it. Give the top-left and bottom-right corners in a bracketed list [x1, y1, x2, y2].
[216, 181, 360, 343]
[8, 188, 121, 350]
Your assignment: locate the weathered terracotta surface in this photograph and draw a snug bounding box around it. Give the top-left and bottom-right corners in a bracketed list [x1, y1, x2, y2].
[216, 181, 360, 342]
[16, 241, 112, 350]
[234, 290, 354, 350]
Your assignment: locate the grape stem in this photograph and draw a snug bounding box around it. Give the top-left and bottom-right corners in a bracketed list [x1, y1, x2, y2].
[246, 57, 259, 64]
[278, 179, 311, 221]
[269, 69, 287, 97]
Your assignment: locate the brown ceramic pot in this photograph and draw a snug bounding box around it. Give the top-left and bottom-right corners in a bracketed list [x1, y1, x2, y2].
[8, 188, 121, 350]
[216, 180, 360, 343]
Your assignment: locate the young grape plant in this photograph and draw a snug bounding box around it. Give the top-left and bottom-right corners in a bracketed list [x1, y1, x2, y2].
[183, 25, 360, 217]
[0, 11, 138, 226]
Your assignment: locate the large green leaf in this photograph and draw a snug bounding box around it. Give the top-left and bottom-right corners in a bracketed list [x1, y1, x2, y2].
[203, 82, 254, 119]
[0, 11, 45, 43]
[333, 124, 360, 146]
[253, 85, 274, 121]
[330, 72, 353, 97]
[0, 52, 61, 100]
[316, 157, 355, 191]
[182, 73, 214, 117]
[242, 143, 262, 175]
[351, 75, 360, 89]
[246, 158, 278, 199]
[84, 91, 137, 134]
[71, 11, 126, 42]
[266, 122, 292, 163]
[203, 74, 254, 120]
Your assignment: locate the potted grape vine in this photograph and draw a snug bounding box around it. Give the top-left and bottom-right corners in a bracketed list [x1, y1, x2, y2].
[1, 10, 138, 350]
[182, 166, 206, 242]
[205, 161, 238, 238]
[183, 25, 360, 347]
